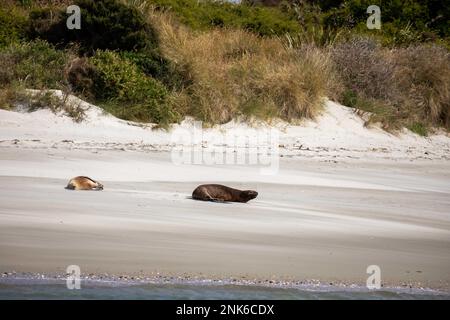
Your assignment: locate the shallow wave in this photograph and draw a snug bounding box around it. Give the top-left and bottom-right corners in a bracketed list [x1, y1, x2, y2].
[0, 278, 448, 300]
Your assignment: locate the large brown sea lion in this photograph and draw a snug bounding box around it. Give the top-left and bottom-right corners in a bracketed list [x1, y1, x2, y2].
[192, 184, 257, 203]
[65, 176, 104, 191]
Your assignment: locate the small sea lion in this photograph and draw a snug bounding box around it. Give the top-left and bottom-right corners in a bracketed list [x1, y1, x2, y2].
[66, 176, 104, 191]
[192, 184, 257, 203]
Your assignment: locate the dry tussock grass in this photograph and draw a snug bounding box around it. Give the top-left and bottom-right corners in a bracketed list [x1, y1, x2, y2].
[392, 45, 450, 128]
[148, 10, 338, 124]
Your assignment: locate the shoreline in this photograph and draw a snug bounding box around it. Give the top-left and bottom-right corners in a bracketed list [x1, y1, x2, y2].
[1, 272, 449, 296]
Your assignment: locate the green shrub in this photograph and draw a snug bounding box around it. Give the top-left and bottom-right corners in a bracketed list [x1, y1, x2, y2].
[0, 40, 67, 89]
[90, 50, 160, 101]
[342, 89, 358, 109]
[27, 7, 66, 45]
[120, 50, 190, 89]
[90, 50, 178, 124]
[149, 0, 300, 36]
[408, 122, 428, 136]
[0, 6, 28, 47]
[341, 89, 398, 129]
[29, 0, 159, 53]
[280, 0, 449, 47]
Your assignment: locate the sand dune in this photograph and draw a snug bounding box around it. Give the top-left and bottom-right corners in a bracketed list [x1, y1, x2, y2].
[0, 90, 449, 162]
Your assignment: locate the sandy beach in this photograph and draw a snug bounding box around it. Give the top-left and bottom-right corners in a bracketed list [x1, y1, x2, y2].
[1, 147, 449, 290]
[1, 95, 450, 291]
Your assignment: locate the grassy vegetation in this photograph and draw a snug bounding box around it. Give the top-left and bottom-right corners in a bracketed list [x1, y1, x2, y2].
[280, 0, 450, 47]
[0, 0, 449, 133]
[0, 5, 28, 47]
[0, 86, 86, 122]
[331, 37, 450, 132]
[0, 40, 68, 89]
[148, 0, 301, 36]
[408, 122, 428, 136]
[150, 11, 339, 123]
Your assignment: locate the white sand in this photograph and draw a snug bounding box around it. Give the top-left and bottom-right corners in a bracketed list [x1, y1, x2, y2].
[0, 92, 449, 289]
[1, 90, 449, 162]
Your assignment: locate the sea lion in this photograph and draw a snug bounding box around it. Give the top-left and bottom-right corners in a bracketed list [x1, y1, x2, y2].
[192, 184, 257, 203]
[65, 176, 104, 191]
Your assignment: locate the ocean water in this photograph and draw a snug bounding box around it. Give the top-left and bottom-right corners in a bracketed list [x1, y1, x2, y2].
[0, 279, 449, 300]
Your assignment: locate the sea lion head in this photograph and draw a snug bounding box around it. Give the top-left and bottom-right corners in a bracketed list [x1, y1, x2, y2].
[240, 190, 258, 202]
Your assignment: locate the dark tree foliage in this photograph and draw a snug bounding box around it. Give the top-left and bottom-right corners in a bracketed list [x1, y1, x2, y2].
[29, 0, 159, 53]
[278, 0, 449, 37]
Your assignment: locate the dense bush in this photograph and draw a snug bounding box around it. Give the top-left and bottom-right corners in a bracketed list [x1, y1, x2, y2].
[29, 0, 159, 53]
[23, 0, 187, 125]
[120, 50, 190, 90]
[90, 50, 178, 124]
[28, 0, 187, 91]
[0, 6, 28, 47]
[0, 40, 67, 89]
[331, 36, 450, 131]
[324, 0, 448, 38]
[331, 37, 396, 101]
[149, 0, 301, 36]
[280, 0, 449, 46]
